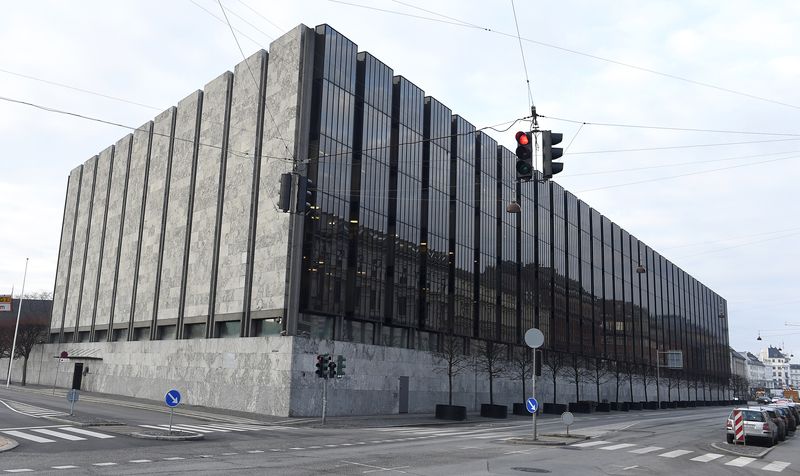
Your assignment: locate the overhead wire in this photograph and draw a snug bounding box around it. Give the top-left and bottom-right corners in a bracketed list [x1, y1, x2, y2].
[330, 0, 800, 111]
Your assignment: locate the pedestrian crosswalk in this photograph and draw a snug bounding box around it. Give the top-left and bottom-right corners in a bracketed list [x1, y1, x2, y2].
[1, 426, 115, 444]
[368, 424, 527, 442]
[0, 399, 68, 418]
[137, 422, 295, 434]
[570, 438, 791, 472]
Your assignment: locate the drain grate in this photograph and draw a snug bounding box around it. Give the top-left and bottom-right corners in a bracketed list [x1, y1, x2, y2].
[512, 468, 551, 474]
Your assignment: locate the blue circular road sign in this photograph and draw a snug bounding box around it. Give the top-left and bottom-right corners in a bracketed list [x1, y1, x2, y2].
[526, 397, 538, 414]
[165, 389, 182, 408]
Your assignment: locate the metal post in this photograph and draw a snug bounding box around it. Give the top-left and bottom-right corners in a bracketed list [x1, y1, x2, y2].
[656, 351, 660, 408]
[6, 258, 28, 388]
[52, 360, 61, 395]
[169, 407, 174, 435]
[532, 349, 538, 441]
[69, 397, 75, 416]
[322, 376, 328, 425]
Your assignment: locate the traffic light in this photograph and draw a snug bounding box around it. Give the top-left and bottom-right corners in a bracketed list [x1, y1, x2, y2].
[277, 173, 292, 212]
[542, 131, 564, 179]
[336, 355, 347, 377]
[297, 176, 315, 213]
[515, 131, 534, 182]
[328, 359, 337, 379]
[315, 354, 330, 378]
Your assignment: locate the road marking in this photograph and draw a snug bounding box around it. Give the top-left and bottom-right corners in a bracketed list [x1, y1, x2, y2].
[221, 452, 238, 456]
[168, 424, 215, 433]
[247, 450, 265, 453]
[600, 443, 637, 451]
[269, 449, 282, 452]
[3, 470, 34, 473]
[58, 427, 115, 439]
[1, 430, 55, 443]
[623, 466, 638, 471]
[629, 446, 663, 454]
[342, 461, 409, 474]
[325, 444, 339, 447]
[289, 447, 305, 450]
[725, 457, 756, 467]
[762, 461, 791, 472]
[31, 428, 85, 441]
[202, 424, 247, 432]
[51, 467, 79, 470]
[164, 457, 185, 460]
[658, 449, 693, 458]
[93, 463, 117, 467]
[572, 440, 610, 448]
[130, 460, 152, 463]
[690, 453, 724, 463]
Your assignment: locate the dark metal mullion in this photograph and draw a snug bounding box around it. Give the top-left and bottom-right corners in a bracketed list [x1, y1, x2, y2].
[73, 157, 99, 341]
[89, 146, 115, 342]
[107, 137, 133, 341]
[151, 109, 178, 341]
[128, 123, 155, 341]
[176, 93, 204, 340]
[207, 74, 235, 339]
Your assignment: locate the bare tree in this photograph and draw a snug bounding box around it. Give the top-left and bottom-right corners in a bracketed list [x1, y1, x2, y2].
[476, 341, 507, 405]
[664, 368, 678, 401]
[20, 291, 53, 300]
[613, 360, 632, 403]
[639, 364, 658, 402]
[542, 350, 568, 404]
[0, 326, 13, 359]
[12, 322, 48, 385]
[563, 354, 590, 402]
[585, 358, 613, 402]
[509, 346, 533, 403]
[434, 333, 470, 405]
[730, 375, 749, 399]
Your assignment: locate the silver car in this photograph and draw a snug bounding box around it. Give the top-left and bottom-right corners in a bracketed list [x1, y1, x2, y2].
[726, 408, 778, 446]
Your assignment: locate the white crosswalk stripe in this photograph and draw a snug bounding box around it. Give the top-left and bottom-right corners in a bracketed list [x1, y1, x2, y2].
[658, 449, 693, 458]
[572, 440, 611, 448]
[628, 446, 663, 454]
[761, 461, 791, 472]
[137, 422, 285, 435]
[725, 457, 756, 467]
[600, 443, 637, 451]
[690, 453, 724, 463]
[1, 426, 114, 444]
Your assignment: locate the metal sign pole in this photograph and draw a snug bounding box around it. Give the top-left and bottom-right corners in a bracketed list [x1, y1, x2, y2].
[169, 407, 174, 435]
[322, 376, 328, 425]
[532, 349, 538, 441]
[69, 396, 75, 416]
[52, 360, 61, 395]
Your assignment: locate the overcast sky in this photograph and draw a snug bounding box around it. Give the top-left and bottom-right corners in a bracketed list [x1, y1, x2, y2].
[1, 0, 798, 359]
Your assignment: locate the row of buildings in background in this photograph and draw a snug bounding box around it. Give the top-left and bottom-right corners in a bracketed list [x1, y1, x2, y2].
[731, 346, 799, 396]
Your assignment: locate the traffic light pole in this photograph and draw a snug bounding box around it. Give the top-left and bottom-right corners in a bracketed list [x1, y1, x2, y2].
[322, 375, 328, 425]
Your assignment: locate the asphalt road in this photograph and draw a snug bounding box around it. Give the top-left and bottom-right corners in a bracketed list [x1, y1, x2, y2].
[0, 390, 797, 475]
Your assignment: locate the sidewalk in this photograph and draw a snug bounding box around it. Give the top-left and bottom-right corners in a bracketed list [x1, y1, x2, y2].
[1, 383, 558, 429]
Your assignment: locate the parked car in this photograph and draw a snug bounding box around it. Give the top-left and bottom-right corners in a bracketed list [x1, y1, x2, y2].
[757, 396, 772, 405]
[726, 408, 777, 446]
[771, 405, 797, 433]
[755, 406, 787, 441]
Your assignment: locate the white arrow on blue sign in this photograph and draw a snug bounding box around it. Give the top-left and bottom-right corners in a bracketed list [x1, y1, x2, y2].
[165, 389, 182, 408]
[526, 397, 538, 414]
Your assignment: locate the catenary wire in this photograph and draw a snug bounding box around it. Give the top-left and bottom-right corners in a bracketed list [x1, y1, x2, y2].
[236, 0, 286, 33]
[510, 0, 535, 113]
[659, 226, 800, 250]
[330, 0, 800, 111]
[566, 137, 800, 155]
[187, 0, 263, 46]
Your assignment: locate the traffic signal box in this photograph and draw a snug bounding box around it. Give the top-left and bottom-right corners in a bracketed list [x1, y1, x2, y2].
[515, 131, 534, 182]
[542, 131, 564, 179]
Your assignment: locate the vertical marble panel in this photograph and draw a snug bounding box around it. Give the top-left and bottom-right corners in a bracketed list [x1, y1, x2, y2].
[51, 167, 83, 331]
[79, 146, 114, 330]
[95, 136, 131, 329]
[215, 51, 266, 318]
[157, 92, 202, 321]
[134, 108, 176, 324]
[251, 27, 308, 315]
[184, 73, 232, 319]
[63, 156, 97, 334]
[113, 123, 153, 328]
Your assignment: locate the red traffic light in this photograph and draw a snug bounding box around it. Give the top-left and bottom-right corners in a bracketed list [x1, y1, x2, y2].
[515, 131, 530, 145]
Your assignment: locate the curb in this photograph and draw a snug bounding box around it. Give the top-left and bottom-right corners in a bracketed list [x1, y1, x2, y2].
[508, 434, 589, 446]
[710, 441, 774, 459]
[130, 431, 204, 441]
[43, 415, 123, 427]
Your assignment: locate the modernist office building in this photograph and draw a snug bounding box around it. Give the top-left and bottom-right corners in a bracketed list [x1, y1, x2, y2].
[36, 24, 731, 415]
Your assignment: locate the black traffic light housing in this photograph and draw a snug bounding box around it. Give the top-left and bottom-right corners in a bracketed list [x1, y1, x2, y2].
[542, 131, 564, 179]
[515, 131, 534, 182]
[315, 354, 330, 378]
[327, 360, 337, 379]
[336, 355, 346, 377]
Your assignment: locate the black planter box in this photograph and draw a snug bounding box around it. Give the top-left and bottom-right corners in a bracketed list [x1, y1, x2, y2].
[688, 401, 697, 407]
[435, 404, 467, 421]
[677, 401, 688, 408]
[543, 403, 568, 414]
[660, 401, 670, 409]
[513, 403, 531, 416]
[629, 402, 643, 410]
[695, 400, 705, 406]
[644, 401, 659, 410]
[595, 402, 611, 412]
[610, 402, 629, 411]
[480, 404, 508, 419]
[569, 402, 594, 413]
[669, 401, 678, 408]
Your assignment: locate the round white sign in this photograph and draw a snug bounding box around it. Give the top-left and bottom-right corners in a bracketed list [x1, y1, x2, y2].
[561, 411, 574, 426]
[524, 328, 544, 349]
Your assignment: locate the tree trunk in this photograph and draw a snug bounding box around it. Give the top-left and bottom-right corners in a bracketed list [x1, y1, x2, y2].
[489, 371, 494, 405]
[22, 355, 28, 386]
[448, 364, 453, 405]
[643, 376, 649, 402]
[575, 372, 580, 402]
[521, 373, 527, 403]
[596, 368, 601, 402]
[615, 373, 620, 403]
[629, 371, 634, 402]
[552, 372, 558, 404]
